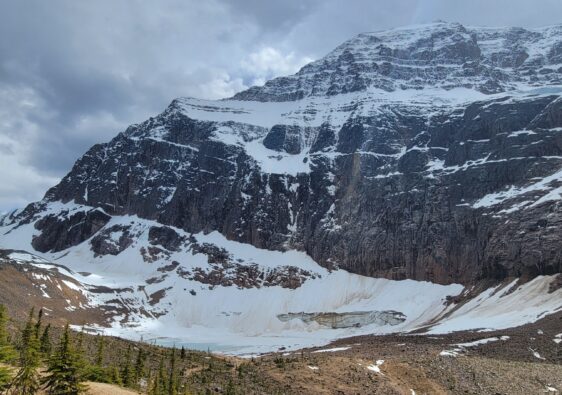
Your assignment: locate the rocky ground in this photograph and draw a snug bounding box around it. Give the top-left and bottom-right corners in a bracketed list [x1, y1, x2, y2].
[0, 253, 115, 325]
[237, 311, 562, 394]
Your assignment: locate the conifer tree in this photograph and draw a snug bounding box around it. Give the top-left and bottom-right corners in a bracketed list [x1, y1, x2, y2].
[0, 305, 14, 356]
[180, 346, 185, 360]
[74, 326, 86, 372]
[84, 334, 110, 384]
[76, 327, 85, 352]
[121, 344, 133, 387]
[168, 348, 177, 395]
[42, 323, 85, 394]
[71, 326, 88, 381]
[95, 335, 104, 367]
[33, 308, 43, 340]
[109, 366, 122, 386]
[18, 309, 35, 358]
[133, 347, 145, 388]
[40, 323, 52, 356]
[157, 356, 167, 394]
[0, 305, 16, 390]
[149, 357, 169, 395]
[10, 308, 40, 394]
[149, 371, 161, 395]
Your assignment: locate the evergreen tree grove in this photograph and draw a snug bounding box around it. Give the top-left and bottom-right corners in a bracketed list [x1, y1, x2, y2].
[95, 335, 104, 367]
[149, 370, 161, 395]
[157, 356, 167, 394]
[84, 334, 111, 384]
[133, 347, 145, 389]
[168, 348, 177, 395]
[109, 366, 122, 386]
[121, 344, 133, 388]
[0, 305, 16, 390]
[42, 323, 85, 394]
[10, 308, 41, 395]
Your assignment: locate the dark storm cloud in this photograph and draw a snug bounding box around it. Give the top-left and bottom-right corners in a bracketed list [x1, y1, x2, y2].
[224, 0, 323, 31]
[1, 0, 562, 210]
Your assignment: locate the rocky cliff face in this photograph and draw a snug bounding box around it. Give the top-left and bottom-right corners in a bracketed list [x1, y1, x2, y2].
[4, 22, 562, 285]
[234, 22, 562, 100]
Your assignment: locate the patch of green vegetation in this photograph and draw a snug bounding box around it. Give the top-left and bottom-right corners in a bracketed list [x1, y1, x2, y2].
[0, 304, 294, 394]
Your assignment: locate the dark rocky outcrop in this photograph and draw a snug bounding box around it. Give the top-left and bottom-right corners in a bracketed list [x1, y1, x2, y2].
[178, 263, 318, 290]
[148, 226, 186, 252]
[90, 224, 135, 256]
[32, 209, 111, 253]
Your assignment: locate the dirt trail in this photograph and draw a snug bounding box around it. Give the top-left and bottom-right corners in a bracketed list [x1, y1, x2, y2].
[84, 381, 140, 395]
[32, 381, 140, 395]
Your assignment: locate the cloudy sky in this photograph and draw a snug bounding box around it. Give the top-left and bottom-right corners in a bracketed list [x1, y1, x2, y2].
[1, 0, 562, 211]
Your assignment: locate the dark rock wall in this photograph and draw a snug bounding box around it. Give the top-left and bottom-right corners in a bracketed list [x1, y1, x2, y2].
[29, 93, 562, 285]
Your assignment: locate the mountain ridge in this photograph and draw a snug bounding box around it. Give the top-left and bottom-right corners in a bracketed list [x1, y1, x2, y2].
[233, 21, 562, 101]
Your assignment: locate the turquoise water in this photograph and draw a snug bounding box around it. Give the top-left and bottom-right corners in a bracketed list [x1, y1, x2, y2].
[145, 337, 246, 353]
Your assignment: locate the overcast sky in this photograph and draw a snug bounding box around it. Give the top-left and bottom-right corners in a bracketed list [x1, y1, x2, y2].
[1, 0, 562, 211]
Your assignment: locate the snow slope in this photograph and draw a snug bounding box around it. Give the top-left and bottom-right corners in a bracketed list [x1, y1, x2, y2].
[1, 202, 560, 354]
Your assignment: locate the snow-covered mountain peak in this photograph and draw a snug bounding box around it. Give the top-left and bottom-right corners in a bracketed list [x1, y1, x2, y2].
[233, 22, 562, 102]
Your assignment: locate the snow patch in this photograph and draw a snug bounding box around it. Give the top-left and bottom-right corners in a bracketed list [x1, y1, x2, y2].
[529, 347, 546, 360]
[367, 360, 384, 374]
[312, 346, 351, 353]
[440, 336, 509, 357]
[473, 167, 562, 209]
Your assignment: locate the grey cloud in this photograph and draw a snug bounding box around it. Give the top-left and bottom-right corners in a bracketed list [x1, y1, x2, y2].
[224, 0, 323, 32]
[0, 143, 13, 155]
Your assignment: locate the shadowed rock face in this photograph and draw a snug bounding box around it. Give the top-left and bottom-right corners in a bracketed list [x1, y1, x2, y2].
[90, 224, 135, 256]
[6, 22, 562, 285]
[32, 93, 562, 285]
[32, 209, 111, 253]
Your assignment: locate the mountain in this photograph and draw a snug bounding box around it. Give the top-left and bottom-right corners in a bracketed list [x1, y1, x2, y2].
[1, 21, 561, 353]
